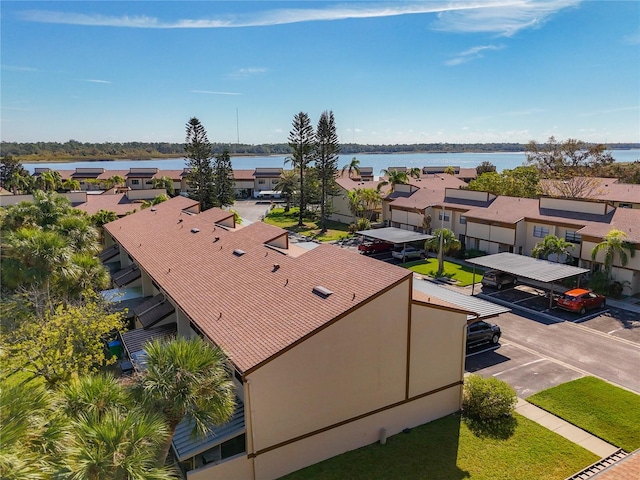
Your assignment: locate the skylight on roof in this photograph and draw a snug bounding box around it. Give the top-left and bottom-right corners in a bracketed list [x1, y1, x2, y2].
[233, 249, 246, 256]
[313, 286, 333, 298]
[191, 228, 200, 233]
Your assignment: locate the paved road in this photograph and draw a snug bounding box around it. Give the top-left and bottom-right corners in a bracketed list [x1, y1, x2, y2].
[466, 311, 640, 396]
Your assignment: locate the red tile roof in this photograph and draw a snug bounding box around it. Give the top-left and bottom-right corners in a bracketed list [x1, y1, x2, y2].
[75, 193, 140, 216]
[105, 196, 411, 373]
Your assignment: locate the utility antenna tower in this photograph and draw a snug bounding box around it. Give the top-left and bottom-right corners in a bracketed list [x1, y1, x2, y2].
[236, 108, 240, 144]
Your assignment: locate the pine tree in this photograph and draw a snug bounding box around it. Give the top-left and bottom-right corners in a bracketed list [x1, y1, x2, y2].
[286, 112, 314, 227]
[315, 110, 340, 233]
[184, 117, 215, 210]
[212, 148, 235, 207]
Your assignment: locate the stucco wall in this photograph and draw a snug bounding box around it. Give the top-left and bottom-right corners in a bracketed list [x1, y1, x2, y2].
[253, 387, 461, 480]
[540, 197, 608, 215]
[245, 280, 410, 453]
[187, 453, 253, 480]
[408, 303, 466, 397]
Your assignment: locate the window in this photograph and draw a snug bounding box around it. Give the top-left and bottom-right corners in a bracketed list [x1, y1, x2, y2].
[565, 231, 582, 243]
[145, 180, 153, 185]
[533, 226, 549, 238]
[258, 179, 265, 184]
[438, 212, 450, 222]
[460, 216, 467, 225]
[131, 179, 140, 185]
[619, 203, 633, 209]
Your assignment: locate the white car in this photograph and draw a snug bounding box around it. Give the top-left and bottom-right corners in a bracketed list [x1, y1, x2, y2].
[391, 245, 426, 262]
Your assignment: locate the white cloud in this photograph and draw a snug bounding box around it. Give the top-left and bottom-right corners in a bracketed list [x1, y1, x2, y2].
[225, 67, 268, 79]
[19, 1, 579, 33]
[434, 0, 582, 37]
[580, 105, 640, 117]
[1, 64, 38, 72]
[81, 79, 111, 84]
[191, 90, 242, 96]
[446, 44, 504, 66]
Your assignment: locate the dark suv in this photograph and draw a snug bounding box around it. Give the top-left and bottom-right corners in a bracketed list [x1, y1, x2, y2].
[481, 270, 517, 290]
[466, 321, 501, 348]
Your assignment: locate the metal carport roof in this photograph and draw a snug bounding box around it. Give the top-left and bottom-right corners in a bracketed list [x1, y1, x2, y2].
[413, 277, 510, 320]
[356, 227, 433, 244]
[466, 252, 589, 283]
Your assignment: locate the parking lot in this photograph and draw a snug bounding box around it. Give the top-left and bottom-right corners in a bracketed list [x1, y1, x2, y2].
[478, 284, 640, 344]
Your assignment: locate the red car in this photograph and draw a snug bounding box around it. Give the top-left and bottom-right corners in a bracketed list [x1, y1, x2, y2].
[557, 288, 606, 314]
[358, 240, 393, 255]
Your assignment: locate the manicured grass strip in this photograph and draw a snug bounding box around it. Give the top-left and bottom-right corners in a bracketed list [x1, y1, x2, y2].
[527, 376, 640, 452]
[264, 208, 351, 242]
[404, 258, 482, 286]
[281, 413, 597, 480]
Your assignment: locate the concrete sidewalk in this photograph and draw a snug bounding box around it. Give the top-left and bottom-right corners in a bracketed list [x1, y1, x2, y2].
[515, 398, 619, 458]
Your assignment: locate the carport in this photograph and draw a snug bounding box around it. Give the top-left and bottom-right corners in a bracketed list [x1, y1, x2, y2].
[466, 252, 589, 308]
[413, 276, 510, 322]
[356, 226, 433, 245]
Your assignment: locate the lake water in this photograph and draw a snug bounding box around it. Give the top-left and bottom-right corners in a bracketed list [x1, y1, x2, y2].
[24, 150, 640, 175]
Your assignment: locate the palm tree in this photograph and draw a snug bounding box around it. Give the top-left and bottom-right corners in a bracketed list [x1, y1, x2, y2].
[425, 228, 462, 276]
[152, 176, 175, 196]
[341, 157, 361, 178]
[286, 112, 315, 227]
[591, 229, 636, 282]
[1, 227, 75, 299]
[133, 337, 236, 466]
[360, 187, 382, 221]
[35, 171, 62, 192]
[62, 178, 81, 192]
[346, 188, 364, 224]
[531, 234, 574, 263]
[274, 170, 298, 212]
[56, 215, 101, 254]
[408, 167, 421, 180]
[378, 168, 409, 193]
[57, 253, 110, 300]
[106, 175, 126, 190]
[60, 374, 174, 480]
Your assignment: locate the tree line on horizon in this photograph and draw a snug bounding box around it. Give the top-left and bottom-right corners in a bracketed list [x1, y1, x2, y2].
[2, 140, 638, 162]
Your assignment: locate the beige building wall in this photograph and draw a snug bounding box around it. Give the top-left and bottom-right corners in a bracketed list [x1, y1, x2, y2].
[245, 280, 410, 453]
[391, 208, 409, 227]
[253, 387, 461, 480]
[489, 225, 515, 245]
[466, 222, 490, 240]
[187, 453, 253, 480]
[539, 197, 610, 215]
[328, 192, 353, 224]
[409, 303, 467, 397]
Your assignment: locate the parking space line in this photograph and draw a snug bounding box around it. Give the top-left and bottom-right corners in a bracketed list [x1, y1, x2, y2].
[562, 320, 640, 347]
[465, 345, 500, 357]
[493, 358, 545, 377]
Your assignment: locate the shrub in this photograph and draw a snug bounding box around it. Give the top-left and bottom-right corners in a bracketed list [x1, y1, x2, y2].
[356, 218, 371, 231]
[463, 374, 517, 421]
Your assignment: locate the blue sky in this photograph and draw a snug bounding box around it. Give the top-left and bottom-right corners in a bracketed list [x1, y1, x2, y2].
[1, 1, 639, 145]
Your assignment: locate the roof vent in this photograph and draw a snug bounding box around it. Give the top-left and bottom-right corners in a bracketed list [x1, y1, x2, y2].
[191, 228, 200, 233]
[233, 249, 246, 256]
[150, 207, 156, 211]
[213, 236, 220, 243]
[178, 219, 183, 223]
[313, 285, 333, 298]
[272, 263, 280, 272]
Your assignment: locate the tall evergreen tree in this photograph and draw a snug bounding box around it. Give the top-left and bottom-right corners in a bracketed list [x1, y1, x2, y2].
[286, 112, 314, 227]
[314, 111, 340, 233]
[184, 117, 215, 210]
[212, 148, 235, 207]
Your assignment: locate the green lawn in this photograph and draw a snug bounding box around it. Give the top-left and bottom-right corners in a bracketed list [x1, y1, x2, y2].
[404, 258, 483, 286]
[281, 413, 597, 480]
[264, 208, 351, 242]
[527, 376, 640, 452]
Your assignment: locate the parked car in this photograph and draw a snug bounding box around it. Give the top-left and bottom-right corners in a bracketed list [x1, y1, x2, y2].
[358, 240, 393, 255]
[557, 288, 606, 315]
[481, 270, 517, 290]
[391, 244, 426, 262]
[467, 321, 501, 348]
